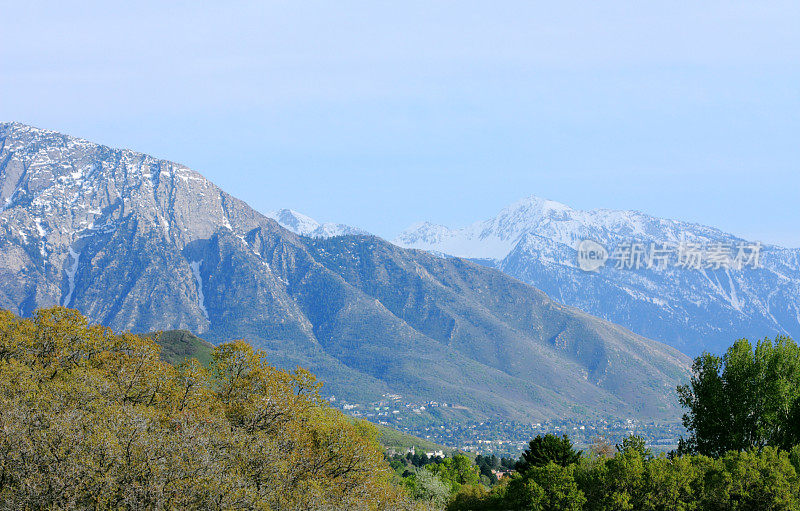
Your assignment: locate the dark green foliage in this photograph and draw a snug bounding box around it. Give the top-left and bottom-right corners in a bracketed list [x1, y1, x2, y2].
[474, 455, 516, 484]
[449, 440, 800, 511]
[677, 336, 800, 456]
[388, 451, 441, 470]
[475, 454, 516, 470]
[516, 434, 582, 472]
[790, 445, 800, 474]
[475, 458, 495, 484]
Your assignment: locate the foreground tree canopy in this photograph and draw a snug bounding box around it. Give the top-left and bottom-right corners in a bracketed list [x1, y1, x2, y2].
[0, 307, 416, 510]
[678, 336, 800, 456]
[448, 434, 800, 511]
[516, 434, 582, 472]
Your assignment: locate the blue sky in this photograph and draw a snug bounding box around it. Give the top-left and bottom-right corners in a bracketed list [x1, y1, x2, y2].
[2, 1, 798, 246]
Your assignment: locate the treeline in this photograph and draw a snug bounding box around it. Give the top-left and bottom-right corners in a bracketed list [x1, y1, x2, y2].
[387, 448, 513, 506]
[0, 308, 420, 510]
[390, 451, 446, 470]
[448, 335, 800, 510]
[447, 434, 800, 510]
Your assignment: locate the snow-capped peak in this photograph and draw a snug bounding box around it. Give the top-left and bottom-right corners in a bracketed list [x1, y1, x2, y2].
[392, 194, 755, 260]
[394, 195, 579, 259]
[393, 221, 454, 245]
[266, 209, 321, 236]
[503, 195, 573, 216]
[266, 208, 369, 238]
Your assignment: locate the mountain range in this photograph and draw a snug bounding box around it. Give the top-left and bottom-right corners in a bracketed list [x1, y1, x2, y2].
[393, 197, 800, 356]
[0, 122, 690, 424]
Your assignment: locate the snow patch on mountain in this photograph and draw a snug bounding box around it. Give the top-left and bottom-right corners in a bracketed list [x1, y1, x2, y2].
[34, 218, 46, 238]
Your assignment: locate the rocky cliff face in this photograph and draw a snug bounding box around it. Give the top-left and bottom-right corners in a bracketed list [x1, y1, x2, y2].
[395, 196, 800, 355]
[0, 122, 690, 423]
[0, 122, 269, 333]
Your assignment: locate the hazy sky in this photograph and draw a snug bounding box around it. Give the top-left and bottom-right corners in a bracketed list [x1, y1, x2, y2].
[2, 1, 798, 246]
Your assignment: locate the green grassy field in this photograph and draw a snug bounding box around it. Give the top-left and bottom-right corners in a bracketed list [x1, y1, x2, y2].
[149, 329, 215, 367]
[375, 424, 461, 456]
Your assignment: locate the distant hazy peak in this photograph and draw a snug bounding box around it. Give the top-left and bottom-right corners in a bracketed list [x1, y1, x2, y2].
[394, 221, 453, 243]
[266, 209, 320, 235]
[393, 194, 759, 259]
[503, 195, 573, 215]
[265, 208, 368, 239]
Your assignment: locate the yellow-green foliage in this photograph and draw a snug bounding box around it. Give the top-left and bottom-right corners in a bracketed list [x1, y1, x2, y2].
[0, 307, 417, 510]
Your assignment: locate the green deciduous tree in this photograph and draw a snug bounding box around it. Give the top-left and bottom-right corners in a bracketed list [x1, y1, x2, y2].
[678, 336, 800, 456]
[699, 447, 799, 511]
[427, 454, 481, 493]
[616, 435, 652, 460]
[404, 469, 451, 506]
[516, 434, 582, 472]
[506, 463, 586, 511]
